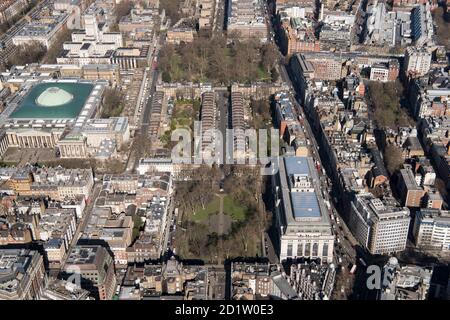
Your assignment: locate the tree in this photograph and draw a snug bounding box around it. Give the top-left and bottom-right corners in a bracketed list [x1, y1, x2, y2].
[159, 0, 182, 24]
[367, 80, 410, 129]
[383, 144, 403, 175]
[132, 214, 144, 240]
[158, 36, 277, 84]
[7, 41, 46, 67]
[432, 7, 450, 50]
[42, 27, 73, 64]
[101, 88, 124, 118]
[261, 43, 279, 73]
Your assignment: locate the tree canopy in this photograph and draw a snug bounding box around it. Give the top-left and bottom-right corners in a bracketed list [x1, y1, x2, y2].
[159, 36, 279, 84]
[7, 41, 46, 68]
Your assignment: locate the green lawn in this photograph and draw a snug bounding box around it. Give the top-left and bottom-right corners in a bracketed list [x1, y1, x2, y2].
[190, 197, 221, 222]
[223, 195, 246, 221]
[189, 195, 247, 222]
[257, 65, 270, 81]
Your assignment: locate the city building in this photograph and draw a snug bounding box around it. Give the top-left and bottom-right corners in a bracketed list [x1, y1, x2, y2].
[166, 18, 195, 44]
[397, 167, 426, 208]
[277, 7, 320, 55]
[288, 261, 335, 300]
[272, 156, 334, 263]
[118, 7, 158, 35]
[290, 53, 343, 84]
[349, 193, 410, 255]
[81, 208, 133, 265]
[393, 0, 428, 6]
[110, 46, 150, 70]
[410, 3, 434, 46]
[5, 165, 94, 201]
[0, 0, 28, 25]
[369, 60, 399, 82]
[199, 91, 217, 153]
[59, 117, 130, 158]
[119, 257, 208, 299]
[230, 260, 335, 300]
[410, 68, 450, 119]
[405, 46, 432, 78]
[319, 11, 354, 51]
[363, 2, 412, 47]
[231, 262, 277, 299]
[0, 218, 33, 245]
[274, 91, 297, 136]
[57, 6, 123, 66]
[381, 257, 433, 300]
[230, 91, 246, 159]
[64, 245, 117, 300]
[227, 0, 268, 42]
[39, 207, 77, 263]
[198, 0, 214, 31]
[413, 208, 450, 251]
[0, 79, 105, 156]
[41, 279, 91, 300]
[0, 249, 47, 300]
[11, 4, 70, 49]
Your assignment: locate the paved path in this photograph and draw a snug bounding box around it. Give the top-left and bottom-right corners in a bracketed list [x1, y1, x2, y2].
[217, 194, 225, 236]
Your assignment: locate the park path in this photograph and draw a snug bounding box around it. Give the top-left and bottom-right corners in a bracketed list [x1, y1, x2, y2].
[217, 194, 225, 236]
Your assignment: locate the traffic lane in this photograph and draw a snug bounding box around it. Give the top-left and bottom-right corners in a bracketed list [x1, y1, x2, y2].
[264, 232, 279, 263]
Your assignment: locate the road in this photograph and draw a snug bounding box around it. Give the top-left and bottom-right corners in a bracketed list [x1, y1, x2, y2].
[59, 182, 103, 270]
[277, 59, 360, 299]
[208, 266, 226, 299]
[212, 0, 225, 37]
[263, 232, 279, 263]
[161, 195, 175, 255]
[278, 61, 358, 267]
[126, 35, 163, 172]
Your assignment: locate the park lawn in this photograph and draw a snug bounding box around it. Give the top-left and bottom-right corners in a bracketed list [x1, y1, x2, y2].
[189, 195, 247, 223]
[190, 197, 221, 222]
[257, 65, 271, 81]
[172, 104, 193, 127]
[223, 195, 246, 221]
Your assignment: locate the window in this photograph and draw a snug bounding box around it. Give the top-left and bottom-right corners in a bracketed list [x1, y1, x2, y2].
[312, 243, 318, 257]
[287, 243, 293, 257]
[304, 242, 311, 256]
[322, 243, 329, 257]
[297, 243, 303, 257]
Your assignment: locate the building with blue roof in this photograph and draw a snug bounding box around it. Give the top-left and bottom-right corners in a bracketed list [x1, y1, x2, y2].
[272, 156, 334, 263]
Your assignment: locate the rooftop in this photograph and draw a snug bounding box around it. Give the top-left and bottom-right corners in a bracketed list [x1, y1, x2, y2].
[9, 82, 94, 120]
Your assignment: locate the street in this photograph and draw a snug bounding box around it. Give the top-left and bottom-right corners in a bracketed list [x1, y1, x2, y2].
[59, 182, 103, 270]
[277, 62, 358, 270]
[126, 34, 163, 172]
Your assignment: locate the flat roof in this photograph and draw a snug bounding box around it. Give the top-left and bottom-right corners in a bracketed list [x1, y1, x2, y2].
[291, 192, 321, 218]
[9, 82, 94, 120]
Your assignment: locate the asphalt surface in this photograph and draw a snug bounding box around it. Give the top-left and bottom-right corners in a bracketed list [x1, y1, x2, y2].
[127, 35, 163, 171]
[59, 182, 103, 270]
[278, 62, 358, 269]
